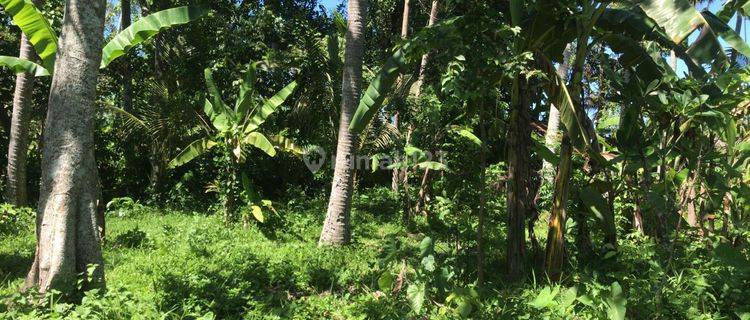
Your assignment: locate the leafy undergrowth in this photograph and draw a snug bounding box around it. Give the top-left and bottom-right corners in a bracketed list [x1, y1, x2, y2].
[0, 190, 748, 319]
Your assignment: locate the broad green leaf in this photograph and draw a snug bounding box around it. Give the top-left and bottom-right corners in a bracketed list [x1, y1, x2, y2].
[532, 139, 559, 167]
[638, 0, 703, 44]
[579, 186, 616, 237]
[0, 55, 49, 76]
[349, 47, 408, 133]
[243, 132, 276, 157]
[452, 127, 482, 146]
[204, 68, 232, 123]
[544, 55, 591, 150]
[203, 99, 231, 132]
[241, 172, 261, 203]
[727, 118, 737, 156]
[0, 0, 58, 71]
[268, 134, 304, 156]
[688, 11, 750, 67]
[417, 161, 448, 171]
[168, 138, 216, 168]
[606, 282, 627, 320]
[245, 81, 297, 133]
[419, 237, 434, 257]
[529, 286, 559, 309]
[235, 61, 264, 116]
[101, 6, 209, 68]
[406, 282, 426, 313]
[377, 272, 393, 292]
[250, 205, 264, 222]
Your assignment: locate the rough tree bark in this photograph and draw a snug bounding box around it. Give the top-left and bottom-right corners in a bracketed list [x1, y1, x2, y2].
[506, 78, 532, 280]
[413, 0, 440, 213]
[5, 16, 41, 206]
[319, 0, 367, 246]
[392, 0, 411, 192]
[120, 0, 132, 111]
[24, 0, 107, 294]
[414, 0, 439, 97]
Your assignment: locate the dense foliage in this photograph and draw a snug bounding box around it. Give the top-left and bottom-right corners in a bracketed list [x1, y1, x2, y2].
[0, 0, 748, 318]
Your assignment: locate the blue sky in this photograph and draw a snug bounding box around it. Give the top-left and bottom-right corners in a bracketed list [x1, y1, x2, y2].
[319, 0, 343, 11]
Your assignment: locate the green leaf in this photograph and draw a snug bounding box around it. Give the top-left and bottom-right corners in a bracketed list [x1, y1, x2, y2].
[235, 61, 264, 116]
[532, 139, 559, 166]
[377, 272, 393, 292]
[243, 132, 276, 157]
[241, 172, 261, 203]
[406, 282, 426, 313]
[606, 282, 627, 320]
[168, 138, 216, 168]
[687, 11, 750, 69]
[349, 47, 408, 133]
[417, 161, 448, 171]
[244, 81, 297, 133]
[419, 237, 434, 257]
[0, 0, 58, 71]
[727, 117, 737, 156]
[0, 55, 49, 76]
[452, 127, 482, 146]
[529, 286, 559, 309]
[268, 134, 304, 156]
[100, 6, 209, 68]
[579, 186, 616, 237]
[204, 68, 232, 123]
[203, 99, 231, 132]
[637, 0, 703, 44]
[250, 205, 264, 223]
[539, 53, 593, 150]
[421, 255, 436, 272]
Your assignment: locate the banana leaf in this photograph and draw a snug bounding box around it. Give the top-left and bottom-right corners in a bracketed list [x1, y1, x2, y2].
[100, 6, 209, 68]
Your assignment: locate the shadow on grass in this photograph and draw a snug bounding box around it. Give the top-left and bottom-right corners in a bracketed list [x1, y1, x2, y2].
[0, 252, 32, 284]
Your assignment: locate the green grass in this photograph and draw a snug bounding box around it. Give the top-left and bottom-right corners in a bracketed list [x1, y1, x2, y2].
[0, 190, 748, 319]
[0, 194, 419, 319]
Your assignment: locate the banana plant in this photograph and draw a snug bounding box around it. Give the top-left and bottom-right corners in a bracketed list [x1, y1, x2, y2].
[168, 63, 299, 223]
[0, 3, 208, 75]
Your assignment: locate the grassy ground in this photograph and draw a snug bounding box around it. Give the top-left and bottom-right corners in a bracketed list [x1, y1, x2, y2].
[0, 190, 748, 319]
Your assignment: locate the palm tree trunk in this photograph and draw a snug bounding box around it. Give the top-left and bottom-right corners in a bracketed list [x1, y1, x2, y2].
[392, 0, 411, 192]
[544, 137, 572, 282]
[540, 44, 573, 185]
[506, 78, 532, 280]
[319, 0, 367, 246]
[120, 0, 132, 111]
[24, 0, 107, 294]
[5, 29, 39, 206]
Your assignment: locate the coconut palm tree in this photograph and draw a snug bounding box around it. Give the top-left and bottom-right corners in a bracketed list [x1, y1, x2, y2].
[319, 0, 368, 246]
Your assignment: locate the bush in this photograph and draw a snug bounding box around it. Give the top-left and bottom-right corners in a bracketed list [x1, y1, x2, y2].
[0, 204, 34, 236]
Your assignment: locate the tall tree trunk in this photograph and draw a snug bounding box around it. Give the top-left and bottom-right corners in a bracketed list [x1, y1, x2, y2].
[319, 0, 367, 246]
[24, 0, 107, 294]
[506, 78, 531, 280]
[544, 137, 572, 282]
[540, 44, 573, 185]
[5, 14, 42, 206]
[120, 0, 132, 111]
[392, 0, 411, 192]
[476, 105, 487, 286]
[412, 0, 440, 212]
[414, 0, 439, 96]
